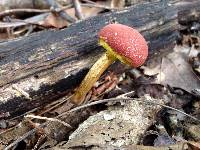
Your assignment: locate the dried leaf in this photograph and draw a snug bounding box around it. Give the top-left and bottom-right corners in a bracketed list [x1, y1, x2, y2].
[187, 141, 200, 150]
[63, 96, 164, 148]
[42, 13, 68, 28]
[143, 46, 200, 92]
[66, 5, 104, 19]
[111, 0, 125, 8]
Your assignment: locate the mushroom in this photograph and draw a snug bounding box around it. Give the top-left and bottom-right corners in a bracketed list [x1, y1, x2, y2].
[71, 24, 148, 105]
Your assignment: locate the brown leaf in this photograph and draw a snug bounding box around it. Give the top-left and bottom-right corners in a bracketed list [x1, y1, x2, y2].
[187, 141, 200, 150]
[111, 0, 125, 8]
[66, 5, 104, 19]
[42, 13, 69, 28]
[142, 46, 200, 92]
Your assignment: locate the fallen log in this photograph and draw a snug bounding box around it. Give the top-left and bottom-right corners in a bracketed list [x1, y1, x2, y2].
[0, 0, 199, 117]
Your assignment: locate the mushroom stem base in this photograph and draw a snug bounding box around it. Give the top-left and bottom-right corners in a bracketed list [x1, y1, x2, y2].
[70, 53, 116, 105]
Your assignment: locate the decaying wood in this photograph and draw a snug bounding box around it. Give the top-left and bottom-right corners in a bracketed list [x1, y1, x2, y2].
[0, 0, 200, 118]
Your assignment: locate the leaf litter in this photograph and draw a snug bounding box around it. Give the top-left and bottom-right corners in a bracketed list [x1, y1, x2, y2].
[142, 46, 200, 92]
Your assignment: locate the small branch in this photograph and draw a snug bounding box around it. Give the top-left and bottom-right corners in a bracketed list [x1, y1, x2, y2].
[46, 0, 76, 23]
[25, 114, 72, 128]
[117, 91, 135, 98]
[9, 107, 39, 121]
[0, 8, 50, 19]
[73, 0, 84, 19]
[57, 4, 73, 11]
[81, 3, 115, 10]
[37, 94, 73, 116]
[81, 0, 96, 5]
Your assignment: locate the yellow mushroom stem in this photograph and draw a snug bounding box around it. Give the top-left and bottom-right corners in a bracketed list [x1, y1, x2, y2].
[70, 39, 116, 104]
[71, 38, 132, 105]
[71, 52, 115, 105]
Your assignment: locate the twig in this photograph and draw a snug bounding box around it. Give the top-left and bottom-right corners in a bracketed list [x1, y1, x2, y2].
[24, 25, 35, 36]
[73, 0, 84, 19]
[37, 94, 73, 116]
[81, 0, 96, 5]
[0, 21, 27, 28]
[0, 16, 48, 28]
[81, 3, 116, 10]
[55, 4, 73, 12]
[56, 96, 132, 118]
[81, 0, 115, 9]
[116, 91, 135, 98]
[9, 108, 38, 121]
[25, 114, 72, 128]
[46, 0, 76, 23]
[0, 8, 50, 19]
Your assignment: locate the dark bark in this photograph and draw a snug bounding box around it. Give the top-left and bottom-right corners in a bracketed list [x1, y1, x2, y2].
[0, 0, 199, 118]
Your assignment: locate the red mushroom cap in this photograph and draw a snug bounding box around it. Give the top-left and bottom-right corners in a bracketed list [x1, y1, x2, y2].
[98, 24, 148, 67]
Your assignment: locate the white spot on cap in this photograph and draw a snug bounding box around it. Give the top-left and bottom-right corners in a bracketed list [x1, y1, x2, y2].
[114, 32, 118, 36]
